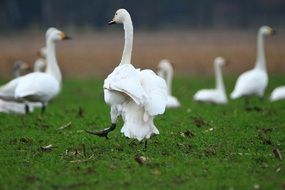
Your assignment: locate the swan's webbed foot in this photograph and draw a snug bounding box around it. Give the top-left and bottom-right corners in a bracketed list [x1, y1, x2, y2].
[85, 123, 116, 139]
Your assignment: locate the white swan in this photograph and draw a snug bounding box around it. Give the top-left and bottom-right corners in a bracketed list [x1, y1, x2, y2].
[157, 59, 180, 108]
[0, 28, 70, 114]
[193, 57, 228, 104]
[86, 9, 167, 144]
[231, 26, 275, 102]
[270, 86, 285, 102]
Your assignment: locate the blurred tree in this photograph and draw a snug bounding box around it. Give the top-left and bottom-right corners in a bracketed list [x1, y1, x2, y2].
[0, 0, 284, 31]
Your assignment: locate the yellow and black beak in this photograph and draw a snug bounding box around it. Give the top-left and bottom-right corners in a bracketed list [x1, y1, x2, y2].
[108, 19, 116, 25]
[62, 35, 72, 40]
[61, 32, 72, 40]
[270, 28, 276, 35]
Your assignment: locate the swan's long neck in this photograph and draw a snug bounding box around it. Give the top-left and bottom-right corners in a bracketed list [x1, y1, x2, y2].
[165, 67, 173, 96]
[45, 39, 61, 83]
[120, 17, 133, 65]
[215, 63, 225, 92]
[255, 32, 266, 71]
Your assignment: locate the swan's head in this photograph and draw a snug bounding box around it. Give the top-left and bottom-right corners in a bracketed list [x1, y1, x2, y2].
[157, 59, 173, 72]
[46, 27, 57, 39]
[259, 26, 276, 36]
[47, 28, 71, 41]
[108, 9, 130, 25]
[37, 47, 47, 58]
[214, 57, 227, 67]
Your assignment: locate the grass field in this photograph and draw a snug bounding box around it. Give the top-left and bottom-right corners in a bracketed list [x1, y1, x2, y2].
[0, 75, 284, 190]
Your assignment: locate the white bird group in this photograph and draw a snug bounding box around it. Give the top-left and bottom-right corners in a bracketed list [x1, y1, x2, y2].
[0, 8, 283, 147]
[193, 25, 284, 105]
[0, 27, 70, 114]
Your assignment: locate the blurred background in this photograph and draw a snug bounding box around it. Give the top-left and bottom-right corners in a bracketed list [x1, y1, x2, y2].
[0, 0, 284, 77]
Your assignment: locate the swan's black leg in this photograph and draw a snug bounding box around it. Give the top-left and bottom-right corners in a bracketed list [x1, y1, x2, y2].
[85, 123, 116, 139]
[143, 139, 148, 152]
[41, 103, 46, 115]
[25, 104, 30, 114]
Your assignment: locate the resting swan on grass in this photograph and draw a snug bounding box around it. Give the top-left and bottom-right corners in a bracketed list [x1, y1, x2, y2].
[157, 59, 180, 108]
[86, 9, 167, 147]
[193, 57, 228, 104]
[230, 26, 275, 103]
[0, 28, 70, 114]
[270, 86, 285, 102]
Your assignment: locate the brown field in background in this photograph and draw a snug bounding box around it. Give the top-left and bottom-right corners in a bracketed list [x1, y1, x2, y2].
[0, 29, 284, 78]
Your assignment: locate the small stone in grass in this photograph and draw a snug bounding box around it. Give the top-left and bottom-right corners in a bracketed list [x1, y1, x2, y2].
[134, 155, 146, 165]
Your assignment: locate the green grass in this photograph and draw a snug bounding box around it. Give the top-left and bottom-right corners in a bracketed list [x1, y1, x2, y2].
[0, 76, 284, 190]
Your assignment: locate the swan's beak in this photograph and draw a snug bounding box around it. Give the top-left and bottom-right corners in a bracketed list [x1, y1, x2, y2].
[62, 35, 72, 40]
[270, 28, 276, 35]
[61, 32, 72, 40]
[108, 19, 116, 25]
[37, 50, 42, 57]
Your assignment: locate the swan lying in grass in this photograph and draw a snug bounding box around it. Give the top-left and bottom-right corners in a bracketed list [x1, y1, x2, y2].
[230, 26, 275, 103]
[86, 9, 167, 147]
[270, 86, 285, 102]
[157, 59, 180, 108]
[0, 28, 70, 114]
[193, 57, 228, 104]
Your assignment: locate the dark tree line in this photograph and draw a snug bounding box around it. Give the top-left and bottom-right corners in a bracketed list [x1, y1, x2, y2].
[0, 0, 285, 30]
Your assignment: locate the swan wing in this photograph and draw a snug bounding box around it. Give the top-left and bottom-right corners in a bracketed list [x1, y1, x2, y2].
[15, 73, 60, 102]
[104, 64, 147, 105]
[140, 69, 167, 116]
[0, 77, 22, 101]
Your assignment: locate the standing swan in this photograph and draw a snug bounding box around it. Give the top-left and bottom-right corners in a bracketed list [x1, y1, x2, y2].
[157, 59, 180, 108]
[230, 26, 275, 103]
[193, 57, 228, 104]
[270, 86, 285, 102]
[86, 9, 167, 146]
[0, 28, 71, 114]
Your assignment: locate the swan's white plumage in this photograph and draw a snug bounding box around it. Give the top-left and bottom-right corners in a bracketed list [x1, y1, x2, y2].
[193, 57, 228, 104]
[270, 86, 285, 102]
[104, 64, 147, 106]
[104, 9, 167, 141]
[230, 26, 274, 100]
[14, 72, 60, 102]
[157, 59, 180, 108]
[230, 69, 268, 99]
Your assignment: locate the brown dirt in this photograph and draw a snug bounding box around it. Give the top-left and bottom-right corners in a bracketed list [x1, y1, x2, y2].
[0, 29, 284, 78]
